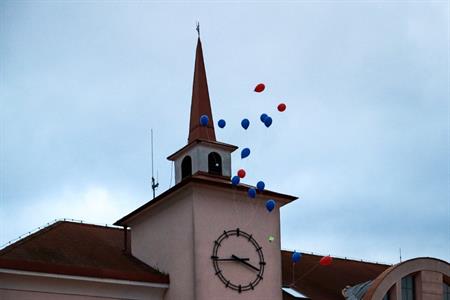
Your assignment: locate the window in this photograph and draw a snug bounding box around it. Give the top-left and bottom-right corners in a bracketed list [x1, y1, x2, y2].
[444, 282, 450, 300]
[181, 156, 192, 179]
[383, 293, 390, 300]
[401, 275, 415, 300]
[208, 152, 222, 176]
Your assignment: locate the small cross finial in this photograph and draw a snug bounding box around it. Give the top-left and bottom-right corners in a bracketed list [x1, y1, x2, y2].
[196, 22, 200, 37]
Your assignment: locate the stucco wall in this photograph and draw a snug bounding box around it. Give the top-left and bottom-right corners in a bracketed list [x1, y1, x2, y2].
[192, 184, 283, 300]
[130, 187, 195, 300]
[129, 181, 287, 300]
[0, 272, 165, 300]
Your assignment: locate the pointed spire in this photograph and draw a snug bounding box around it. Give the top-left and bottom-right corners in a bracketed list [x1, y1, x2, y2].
[188, 37, 216, 143]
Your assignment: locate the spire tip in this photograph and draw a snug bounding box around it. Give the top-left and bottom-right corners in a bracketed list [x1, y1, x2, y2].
[196, 22, 200, 38]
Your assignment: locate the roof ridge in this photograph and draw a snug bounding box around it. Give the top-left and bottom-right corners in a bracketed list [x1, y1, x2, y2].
[1, 219, 124, 253]
[281, 249, 392, 266]
[56, 220, 124, 231]
[0, 221, 62, 255]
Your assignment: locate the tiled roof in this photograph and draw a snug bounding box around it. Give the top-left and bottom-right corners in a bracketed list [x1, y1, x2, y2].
[0, 221, 169, 284]
[281, 250, 389, 300]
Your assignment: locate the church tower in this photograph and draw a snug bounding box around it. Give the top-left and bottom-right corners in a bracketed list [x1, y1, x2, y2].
[167, 37, 237, 184]
[115, 36, 297, 300]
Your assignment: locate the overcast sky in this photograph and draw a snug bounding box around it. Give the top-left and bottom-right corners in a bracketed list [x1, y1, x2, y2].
[1, 1, 448, 264]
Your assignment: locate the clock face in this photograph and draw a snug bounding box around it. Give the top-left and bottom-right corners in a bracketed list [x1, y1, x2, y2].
[211, 228, 265, 293]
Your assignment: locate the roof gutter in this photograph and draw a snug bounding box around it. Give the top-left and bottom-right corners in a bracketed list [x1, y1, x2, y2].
[0, 268, 169, 289]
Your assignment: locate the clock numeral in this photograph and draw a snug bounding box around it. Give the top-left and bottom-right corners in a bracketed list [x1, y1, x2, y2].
[238, 285, 242, 293]
[214, 240, 220, 247]
[247, 234, 252, 241]
[257, 274, 263, 280]
[225, 280, 230, 288]
[215, 270, 222, 275]
[259, 261, 266, 265]
[223, 230, 229, 238]
[211, 255, 218, 259]
[256, 246, 262, 251]
[250, 282, 254, 290]
[236, 228, 240, 236]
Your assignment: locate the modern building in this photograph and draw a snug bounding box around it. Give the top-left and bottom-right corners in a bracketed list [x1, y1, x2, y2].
[1, 36, 448, 300]
[281, 251, 450, 300]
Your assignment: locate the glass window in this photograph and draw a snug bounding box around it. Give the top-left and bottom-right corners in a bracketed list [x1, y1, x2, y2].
[444, 282, 450, 300]
[402, 275, 415, 300]
[383, 293, 390, 300]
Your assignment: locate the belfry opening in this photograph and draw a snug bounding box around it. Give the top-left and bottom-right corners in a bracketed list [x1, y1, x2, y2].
[208, 152, 222, 176]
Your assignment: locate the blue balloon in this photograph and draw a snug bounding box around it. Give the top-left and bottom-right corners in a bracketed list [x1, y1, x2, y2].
[248, 188, 256, 198]
[218, 119, 226, 128]
[241, 148, 250, 159]
[241, 118, 250, 130]
[260, 113, 268, 123]
[200, 115, 209, 126]
[256, 181, 265, 192]
[231, 176, 240, 186]
[264, 116, 272, 128]
[292, 251, 302, 263]
[266, 199, 276, 212]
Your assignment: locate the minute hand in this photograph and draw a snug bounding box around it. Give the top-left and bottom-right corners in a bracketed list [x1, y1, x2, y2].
[232, 254, 260, 272]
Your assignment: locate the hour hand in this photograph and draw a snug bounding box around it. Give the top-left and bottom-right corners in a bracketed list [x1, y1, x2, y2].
[231, 254, 260, 272]
[211, 256, 249, 262]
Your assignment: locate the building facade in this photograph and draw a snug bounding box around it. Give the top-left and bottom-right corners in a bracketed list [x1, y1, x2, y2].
[1, 37, 448, 300]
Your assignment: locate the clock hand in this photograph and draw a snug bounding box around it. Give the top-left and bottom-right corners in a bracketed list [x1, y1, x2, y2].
[231, 254, 260, 272]
[211, 256, 249, 262]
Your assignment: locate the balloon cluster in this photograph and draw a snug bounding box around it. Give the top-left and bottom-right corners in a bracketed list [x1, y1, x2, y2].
[201, 84, 288, 225]
[260, 113, 273, 128]
[201, 83, 333, 269]
[201, 83, 289, 214]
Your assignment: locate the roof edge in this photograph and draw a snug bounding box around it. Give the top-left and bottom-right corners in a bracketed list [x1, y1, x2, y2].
[281, 249, 392, 267]
[1, 220, 125, 254]
[0, 258, 169, 284]
[167, 139, 238, 161]
[115, 174, 298, 226]
[0, 267, 169, 288]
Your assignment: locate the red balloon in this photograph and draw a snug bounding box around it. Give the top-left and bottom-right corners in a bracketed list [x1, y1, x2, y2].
[237, 169, 246, 178]
[254, 83, 265, 93]
[319, 255, 333, 266]
[277, 103, 286, 112]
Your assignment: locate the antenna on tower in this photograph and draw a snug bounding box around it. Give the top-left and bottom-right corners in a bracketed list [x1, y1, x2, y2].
[151, 129, 159, 199]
